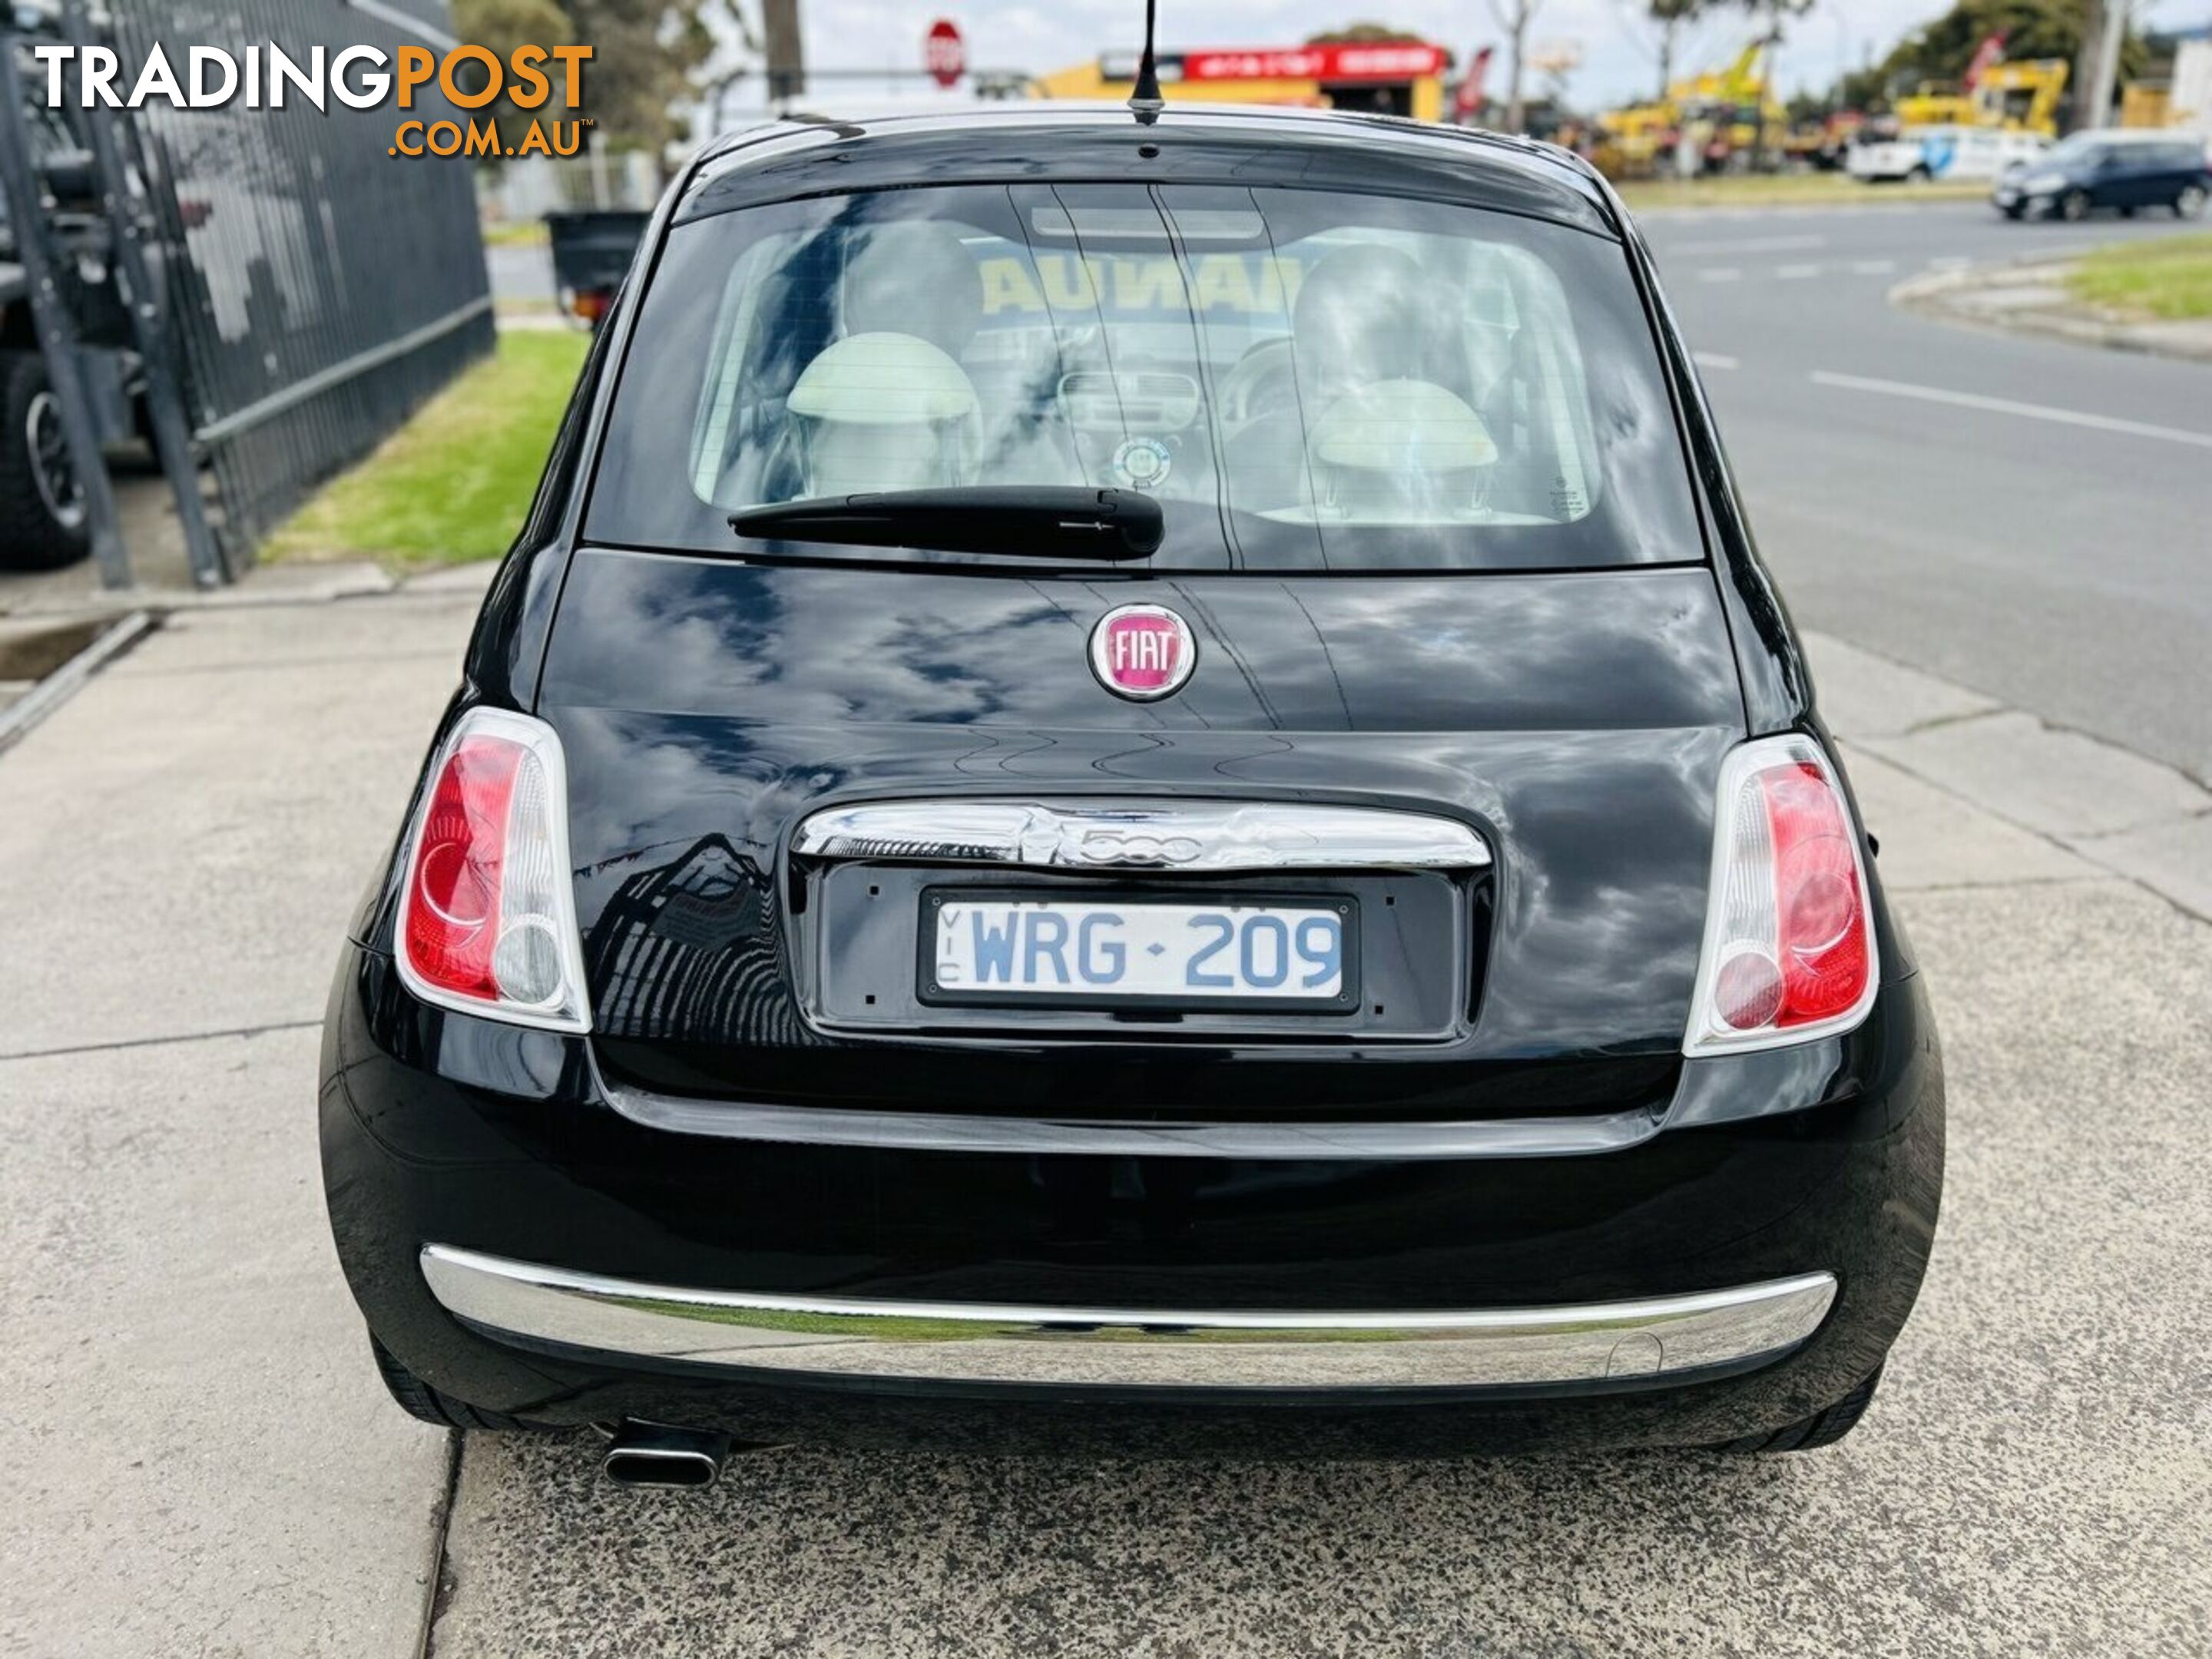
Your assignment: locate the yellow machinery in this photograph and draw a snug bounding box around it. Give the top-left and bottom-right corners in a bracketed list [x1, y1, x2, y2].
[1600, 43, 1789, 175]
[1895, 60, 2068, 136]
[2118, 84, 2171, 127]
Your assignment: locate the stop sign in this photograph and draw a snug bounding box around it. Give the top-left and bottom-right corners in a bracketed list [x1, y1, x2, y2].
[924, 18, 965, 88]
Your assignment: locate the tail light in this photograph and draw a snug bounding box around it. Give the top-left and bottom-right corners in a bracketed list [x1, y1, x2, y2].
[394, 708, 591, 1032]
[1684, 733, 1878, 1056]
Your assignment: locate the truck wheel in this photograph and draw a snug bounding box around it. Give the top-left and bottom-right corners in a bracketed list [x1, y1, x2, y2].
[0, 351, 92, 571]
[370, 1334, 564, 1434]
[1713, 1365, 1884, 1453]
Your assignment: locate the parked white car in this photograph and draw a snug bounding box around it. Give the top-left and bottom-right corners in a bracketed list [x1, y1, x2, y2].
[1849, 124, 2051, 183]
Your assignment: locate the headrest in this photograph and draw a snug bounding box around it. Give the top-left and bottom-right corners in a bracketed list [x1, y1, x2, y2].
[1291, 244, 1432, 389]
[842, 221, 985, 356]
[1309, 380, 1498, 473]
[788, 333, 979, 426]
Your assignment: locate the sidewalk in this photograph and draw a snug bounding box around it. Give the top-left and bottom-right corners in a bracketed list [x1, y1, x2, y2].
[0, 588, 479, 1656]
[2, 579, 2207, 1655]
[1894, 253, 2212, 363]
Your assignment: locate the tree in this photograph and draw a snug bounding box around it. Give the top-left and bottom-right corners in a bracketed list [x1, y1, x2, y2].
[1485, 0, 1543, 132]
[449, 0, 571, 154]
[1647, 0, 1706, 100]
[1822, 0, 2147, 118]
[452, 0, 729, 153]
[1305, 24, 1432, 44]
[567, 0, 719, 151]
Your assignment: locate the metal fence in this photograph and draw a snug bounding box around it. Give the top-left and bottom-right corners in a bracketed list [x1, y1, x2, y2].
[107, 0, 493, 570]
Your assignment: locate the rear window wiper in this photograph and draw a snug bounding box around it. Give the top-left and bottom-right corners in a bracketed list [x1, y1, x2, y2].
[728, 487, 1164, 561]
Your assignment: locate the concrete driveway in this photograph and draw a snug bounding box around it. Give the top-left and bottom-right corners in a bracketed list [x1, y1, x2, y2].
[2, 580, 2206, 1657]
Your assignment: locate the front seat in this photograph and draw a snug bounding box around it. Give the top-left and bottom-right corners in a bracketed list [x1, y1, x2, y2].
[783, 220, 991, 498]
[1290, 246, 1495, 518]
[787, 333, 982, 498]
[1289, 244, 1435, 408]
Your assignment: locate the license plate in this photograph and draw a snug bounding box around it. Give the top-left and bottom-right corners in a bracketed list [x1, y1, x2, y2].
[923, 892, 1357, 1010]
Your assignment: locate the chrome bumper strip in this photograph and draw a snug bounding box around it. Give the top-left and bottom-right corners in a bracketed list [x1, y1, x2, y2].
[600, 1078, 1666, 1161]
[421, 1246, 1835, 1391]
[793, 799, 1490, 873]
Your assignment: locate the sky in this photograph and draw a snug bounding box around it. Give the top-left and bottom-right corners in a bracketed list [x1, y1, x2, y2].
[721, 0, 2210, 117]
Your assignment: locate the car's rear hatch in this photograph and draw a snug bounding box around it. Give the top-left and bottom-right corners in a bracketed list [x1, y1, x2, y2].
[536, 551, 1743, 1123]
[539, 154, 1741, 1126]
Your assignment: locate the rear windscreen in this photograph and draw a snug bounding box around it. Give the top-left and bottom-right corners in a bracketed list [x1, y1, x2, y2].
[588, 183, 1704, 571]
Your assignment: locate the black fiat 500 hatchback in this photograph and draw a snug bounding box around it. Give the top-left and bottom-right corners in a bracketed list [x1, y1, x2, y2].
[323, 105, 1942, 1482]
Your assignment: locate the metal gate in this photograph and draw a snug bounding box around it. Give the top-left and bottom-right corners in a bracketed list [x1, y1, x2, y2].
[104, 0, 494, 573]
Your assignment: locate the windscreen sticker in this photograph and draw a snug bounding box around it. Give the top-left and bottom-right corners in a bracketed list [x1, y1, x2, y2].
[1111, 437, 1174, 490]
[977, 253, 1311, 319]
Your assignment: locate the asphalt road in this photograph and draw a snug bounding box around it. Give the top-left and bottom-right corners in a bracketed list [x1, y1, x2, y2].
[488, 239, 557, 310]
[1641, 200, 2212, 784]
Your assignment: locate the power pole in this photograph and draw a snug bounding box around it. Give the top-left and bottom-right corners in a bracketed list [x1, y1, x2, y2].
[2086, 0, 2128, 131]
[2071, 0, 2125, 131]
[762, 0, 805, 104]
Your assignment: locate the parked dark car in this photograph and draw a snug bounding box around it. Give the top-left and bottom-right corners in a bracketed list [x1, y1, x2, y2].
[0, 52, 136, 572]
[1993, 131, 2211, 220]
[0, 24, 179, 574]
[322, 105, 1944, 1485]
[544, 208, 650, 330]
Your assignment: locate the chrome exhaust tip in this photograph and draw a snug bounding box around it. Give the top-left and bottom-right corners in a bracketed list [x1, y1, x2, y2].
[601, 1421, 731, 1488]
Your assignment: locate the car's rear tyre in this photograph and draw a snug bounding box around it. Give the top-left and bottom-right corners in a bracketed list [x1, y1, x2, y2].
[0, 351, 92, 572]
[2178, 184, 2208, 219]
[1713, 1365, 1884, 1453]
[370, 1334, 564, 1434]
[2059, 189, 2092, 222]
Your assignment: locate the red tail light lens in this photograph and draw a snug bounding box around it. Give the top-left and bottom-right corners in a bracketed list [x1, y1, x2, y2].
[1685, 734, 1877, 1055]
[395, 709, 591, 1032]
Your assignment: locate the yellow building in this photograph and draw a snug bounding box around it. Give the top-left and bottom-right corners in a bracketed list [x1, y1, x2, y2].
[1035, 42, 1452, 124]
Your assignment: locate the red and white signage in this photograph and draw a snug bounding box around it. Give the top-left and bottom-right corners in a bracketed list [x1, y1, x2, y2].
[1090, 604, 1196, 701]
[1181, 43, 1447, 84]
[925, 18, 966, 88]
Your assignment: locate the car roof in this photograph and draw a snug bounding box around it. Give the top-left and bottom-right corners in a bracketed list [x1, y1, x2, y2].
[676, 103, 1621, 240]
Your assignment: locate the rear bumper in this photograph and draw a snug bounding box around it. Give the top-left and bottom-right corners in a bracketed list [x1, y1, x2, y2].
[422, 1243, 1837, 1392]
[322, 945, 1942, 1454]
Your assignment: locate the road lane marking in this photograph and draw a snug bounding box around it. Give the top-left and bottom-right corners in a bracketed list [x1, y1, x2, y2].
[1665, 233, 1826, 255]
[1775, 263, 1821, 279]
[1694, 352, 1739, 370]
[1810, 371, 2212, 450]
[1697, 267, 1743, 282]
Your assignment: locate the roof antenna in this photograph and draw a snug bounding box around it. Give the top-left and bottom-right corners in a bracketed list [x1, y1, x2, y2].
[1129, 0, 1164, 125]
